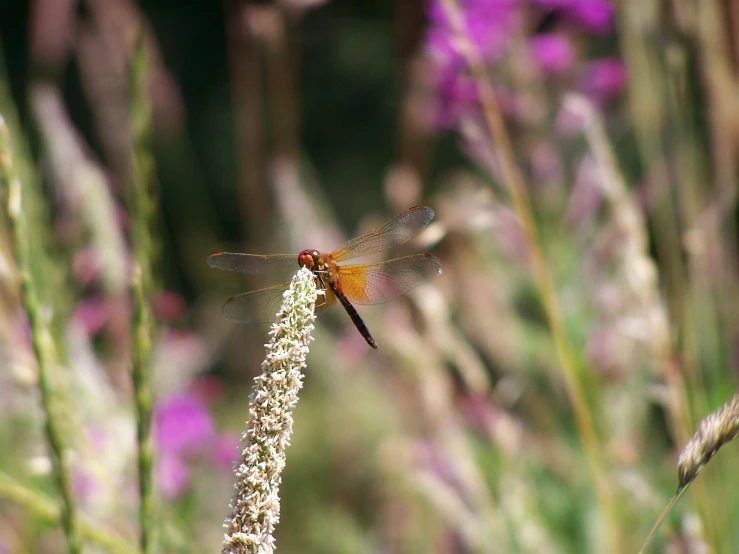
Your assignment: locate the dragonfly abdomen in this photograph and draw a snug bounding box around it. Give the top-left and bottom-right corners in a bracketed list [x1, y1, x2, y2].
[330, 282, 378, 349]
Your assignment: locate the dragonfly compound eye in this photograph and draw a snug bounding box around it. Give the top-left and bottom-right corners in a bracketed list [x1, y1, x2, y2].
[298, 250, 316, 269]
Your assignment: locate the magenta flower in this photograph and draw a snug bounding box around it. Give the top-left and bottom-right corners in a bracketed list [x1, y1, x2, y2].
[530, 34, 576, 74]
[152, 390, 239, 499]
[581, 57, 627, 103]
[424, 0, 621, 132]
[73, 247, 103, 286]
[156, 451, 190, 500]
[569, 0, 614, 35]
[426, 0, 516, 64]
[432, 70, 480, 129]
[72, 299, 109, 337]
[153, 391, 214, 498]
[153, 290, 186, 323]
[425, 0, 518, 129]
[210, 433, 240, 471]
[531, 0, 569, 8]
[531, 0, 614, 35]
[154, 392, 214, 456]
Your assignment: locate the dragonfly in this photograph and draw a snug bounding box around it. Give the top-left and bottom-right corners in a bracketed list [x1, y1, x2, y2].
[207, 206, 442, 349]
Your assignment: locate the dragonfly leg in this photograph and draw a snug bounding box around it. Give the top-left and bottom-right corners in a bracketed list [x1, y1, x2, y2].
[314, 271, 330, 307]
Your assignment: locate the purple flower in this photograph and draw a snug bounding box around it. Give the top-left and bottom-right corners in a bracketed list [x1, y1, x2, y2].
[153, 391, 216, 498]
[73, 247, 102, 286]
[425, 0, 518, 129]
[426, 0, 516, 63]
[72, 470, 96, 504]
[581, 57, 626, 103]
[570, 0, 614, 35]
[210, 433, 240, 471]
[154, 392, 214, 455]
[531, 0, 614, 35]
[72, 299, 109, 337]
[530, 34, 576, 74]
[157, 451, 190, 500]
[424, 0, 619, 132]
[531, 0, 570, 8]
[153, 290, 186, 323]
[432, 70, 480, 129]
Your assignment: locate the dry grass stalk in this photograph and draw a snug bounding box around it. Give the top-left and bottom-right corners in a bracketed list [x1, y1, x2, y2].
[677, 393, 739, 488]
[638, 394, 739, 553]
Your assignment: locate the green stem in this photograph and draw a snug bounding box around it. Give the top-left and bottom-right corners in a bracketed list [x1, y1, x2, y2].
[128, 32, 158, 554]
[0, 471, 138, 554]
[131, 265, 155, 554]
[0, 117, 82, 554]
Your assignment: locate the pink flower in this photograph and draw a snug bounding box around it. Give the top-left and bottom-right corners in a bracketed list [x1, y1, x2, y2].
[581, 57, 627, 103]
[157, 451, 190, 500]
[210, 433, 240, 471]
[570, 0, 614, 35]
[426, 0, 516, 64]
[154, 392, 214, 455]
[531, 0, 570, 8]
[530, 34, 576, 74]
[531, 0, 614, 35]
[425, 0, 518, 129]
[153, 391, 217, 499]
[72, 300, 110, 337]
[423, 0, 619, 132]
[73, 247, 103, 286]
[153, 290, 186, 323]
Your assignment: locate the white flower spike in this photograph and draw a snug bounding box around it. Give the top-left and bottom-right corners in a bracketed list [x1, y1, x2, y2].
[221, 267, 318, 554]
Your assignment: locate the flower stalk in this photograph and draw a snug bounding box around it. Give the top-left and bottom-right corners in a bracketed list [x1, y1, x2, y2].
[0, 116, 82, 553]
[222, 267, 318, 554]
[128, 32, 158, 554]
[638, 394, 739, 553]
[677, 393, 739, 489]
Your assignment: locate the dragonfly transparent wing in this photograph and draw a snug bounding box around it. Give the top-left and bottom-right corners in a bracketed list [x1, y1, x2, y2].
[207, 253, 297, 274]
[221, 284, 290, 323]
[222, 282, 335, 323]
[337, 253, 442, 305]
[330, 206, 435, 262]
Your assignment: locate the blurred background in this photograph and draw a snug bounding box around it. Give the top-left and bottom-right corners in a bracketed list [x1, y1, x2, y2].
[1, 0, 739, 552]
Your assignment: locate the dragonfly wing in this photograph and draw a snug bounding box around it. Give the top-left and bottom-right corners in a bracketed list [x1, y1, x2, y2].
[338, 253, 442, 305]
[208, 253, 297, 274]
[222, 284, 290, 323]
[330, 206, 435, 262]
[223, 281, 333, 322]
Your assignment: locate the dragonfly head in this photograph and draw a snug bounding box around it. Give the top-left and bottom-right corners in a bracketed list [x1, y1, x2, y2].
[298, 249, 322, 270]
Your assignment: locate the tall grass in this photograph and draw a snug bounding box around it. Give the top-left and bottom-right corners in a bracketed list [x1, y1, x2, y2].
[128, 33, 159, 554]
[1, 116, 82, 554]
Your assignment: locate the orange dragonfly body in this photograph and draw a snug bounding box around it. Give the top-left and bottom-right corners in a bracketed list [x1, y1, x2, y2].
[208, 206, 441, 349]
